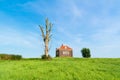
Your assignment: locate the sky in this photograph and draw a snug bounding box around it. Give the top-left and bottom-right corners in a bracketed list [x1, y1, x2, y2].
[0, 0, 120, 58]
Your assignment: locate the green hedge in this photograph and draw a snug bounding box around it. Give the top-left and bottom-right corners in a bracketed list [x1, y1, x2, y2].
[0, 54, 22, 60]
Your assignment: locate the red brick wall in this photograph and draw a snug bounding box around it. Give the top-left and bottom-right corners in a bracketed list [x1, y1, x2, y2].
[56, 50, 73, 57]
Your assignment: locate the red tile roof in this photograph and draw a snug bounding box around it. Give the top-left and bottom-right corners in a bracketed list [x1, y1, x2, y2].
[57, 44, 72, 50]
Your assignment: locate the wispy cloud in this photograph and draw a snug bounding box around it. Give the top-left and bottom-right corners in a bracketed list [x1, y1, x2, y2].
[1, 0, 120, 57]
[0, 23, 42, 58]
[3, 27, 42, 47]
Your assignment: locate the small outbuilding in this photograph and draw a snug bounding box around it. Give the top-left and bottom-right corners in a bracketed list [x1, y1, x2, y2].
[56, 44, 73, 57]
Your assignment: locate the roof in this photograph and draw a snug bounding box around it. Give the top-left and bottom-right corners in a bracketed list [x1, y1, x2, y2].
[57, 44, 72, 50]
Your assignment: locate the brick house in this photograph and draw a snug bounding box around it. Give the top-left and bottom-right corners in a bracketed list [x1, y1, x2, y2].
[56, 44, 73, 57]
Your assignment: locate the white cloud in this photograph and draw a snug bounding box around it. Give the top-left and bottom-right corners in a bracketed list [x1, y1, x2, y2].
[0, 25, 43, 57]
[0, 27, 41, 48]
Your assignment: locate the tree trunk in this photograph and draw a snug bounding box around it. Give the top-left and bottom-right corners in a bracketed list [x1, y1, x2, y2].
[45, 39, 49, 57]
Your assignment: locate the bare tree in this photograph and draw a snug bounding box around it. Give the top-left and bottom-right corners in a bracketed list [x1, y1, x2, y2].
[39, 18, 52, 57]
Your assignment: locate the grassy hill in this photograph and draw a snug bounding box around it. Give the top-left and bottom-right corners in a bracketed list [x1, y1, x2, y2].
[0, 58, 120, 80]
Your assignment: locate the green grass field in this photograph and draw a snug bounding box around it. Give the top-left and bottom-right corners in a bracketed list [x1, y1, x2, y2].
[0, 58, 120, 80]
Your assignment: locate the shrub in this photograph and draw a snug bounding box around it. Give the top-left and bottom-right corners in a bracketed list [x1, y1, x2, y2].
[41, 54, 52, 60]
[0, 54, 22, 60]
[81, 48, 91, 58]
[11, 55, 22, 60]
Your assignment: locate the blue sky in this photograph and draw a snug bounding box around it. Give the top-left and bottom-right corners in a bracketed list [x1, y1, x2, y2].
[0, 0, 120, 58]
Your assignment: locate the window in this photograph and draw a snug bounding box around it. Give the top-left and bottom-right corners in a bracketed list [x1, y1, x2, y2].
[63, 51, 69, 56]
